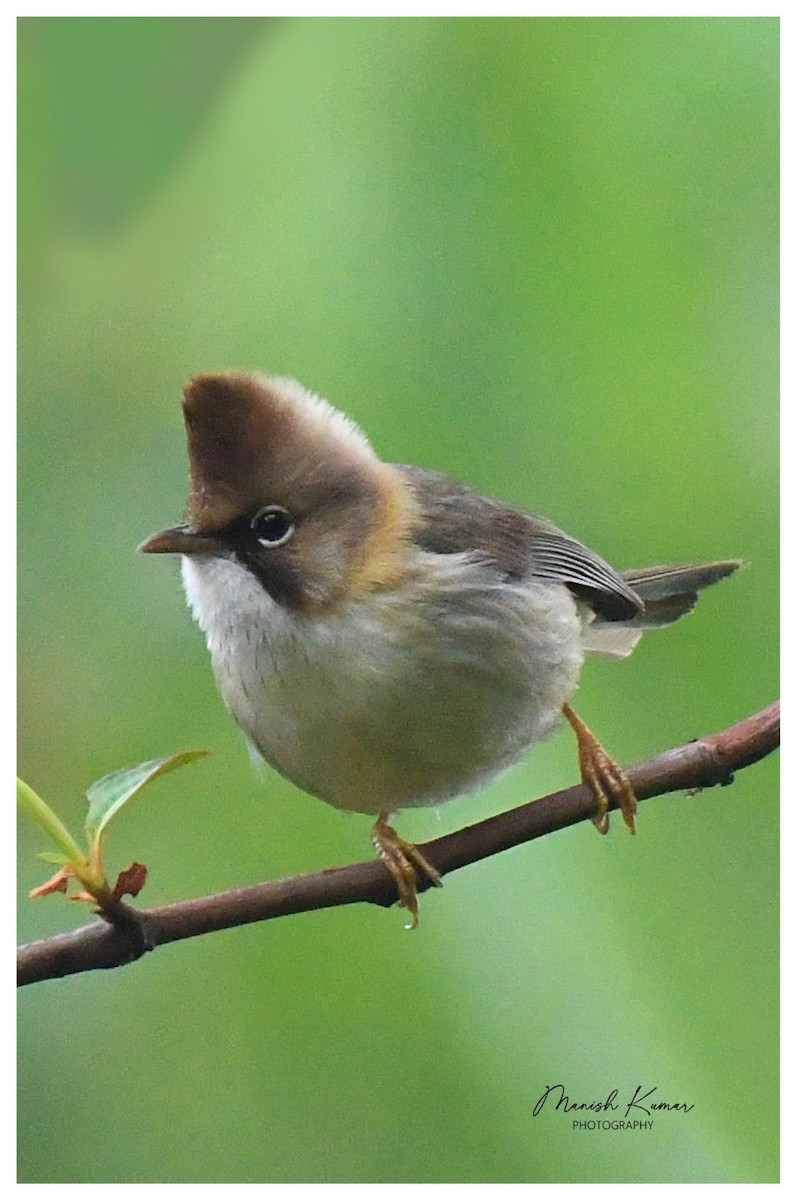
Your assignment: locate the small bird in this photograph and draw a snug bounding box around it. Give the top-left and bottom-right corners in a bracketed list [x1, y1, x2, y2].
[140, 372, 741, 926]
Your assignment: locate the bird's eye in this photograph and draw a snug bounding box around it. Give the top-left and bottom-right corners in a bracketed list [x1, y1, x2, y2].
[250, 505, 295, 547]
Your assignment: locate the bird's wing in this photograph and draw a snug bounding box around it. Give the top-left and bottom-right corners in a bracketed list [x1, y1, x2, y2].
[397, 465, 642, 621]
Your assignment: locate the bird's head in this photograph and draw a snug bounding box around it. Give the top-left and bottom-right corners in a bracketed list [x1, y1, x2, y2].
[139, 372, 418, 611]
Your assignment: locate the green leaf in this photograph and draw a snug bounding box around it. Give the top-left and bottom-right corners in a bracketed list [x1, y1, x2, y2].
[38, 851, 73, 866]
[84, 750, 209, 844]
[17, 778, 85, 863]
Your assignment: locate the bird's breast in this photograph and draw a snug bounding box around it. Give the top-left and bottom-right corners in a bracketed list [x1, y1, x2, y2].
[182, 551, 585, 814]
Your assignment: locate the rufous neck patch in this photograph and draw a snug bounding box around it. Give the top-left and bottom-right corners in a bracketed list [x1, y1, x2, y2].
[348, 463, 421, 594]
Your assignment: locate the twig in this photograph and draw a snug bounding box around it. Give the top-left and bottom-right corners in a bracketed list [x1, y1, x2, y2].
[17, 702, 779, 987]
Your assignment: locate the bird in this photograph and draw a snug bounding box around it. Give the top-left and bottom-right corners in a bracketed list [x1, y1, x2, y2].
[140, 372, 741, 926]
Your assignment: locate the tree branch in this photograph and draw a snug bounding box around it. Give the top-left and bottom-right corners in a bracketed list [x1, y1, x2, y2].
[17, 702, 779, 987]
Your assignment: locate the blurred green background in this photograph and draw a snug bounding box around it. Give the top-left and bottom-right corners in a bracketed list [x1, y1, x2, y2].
[17, 16, 778, 1184]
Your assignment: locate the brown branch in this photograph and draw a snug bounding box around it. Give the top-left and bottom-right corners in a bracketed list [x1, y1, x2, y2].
[17, 702, 779, 987]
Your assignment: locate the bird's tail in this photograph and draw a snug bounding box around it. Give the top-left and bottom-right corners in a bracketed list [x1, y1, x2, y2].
[582, 559, 743, 658]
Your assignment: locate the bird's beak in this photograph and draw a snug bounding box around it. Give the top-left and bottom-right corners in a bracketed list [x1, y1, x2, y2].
[138, 524, 225, 556]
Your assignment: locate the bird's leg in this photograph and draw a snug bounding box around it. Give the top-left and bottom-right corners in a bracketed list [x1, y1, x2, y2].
[371, 813, 442, 929]
[562, 703, 637, 835]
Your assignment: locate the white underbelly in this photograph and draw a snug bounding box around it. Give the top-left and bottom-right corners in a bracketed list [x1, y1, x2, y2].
[183, 552, 585, 814]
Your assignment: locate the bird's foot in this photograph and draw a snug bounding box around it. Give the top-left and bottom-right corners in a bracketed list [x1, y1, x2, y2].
[562, 703, 637, 835]
[371, 813, 442, 929]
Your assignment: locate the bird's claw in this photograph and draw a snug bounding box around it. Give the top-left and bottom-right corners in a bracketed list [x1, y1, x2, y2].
[562, 703, 638, 835]
[371, 814, 442, 928]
